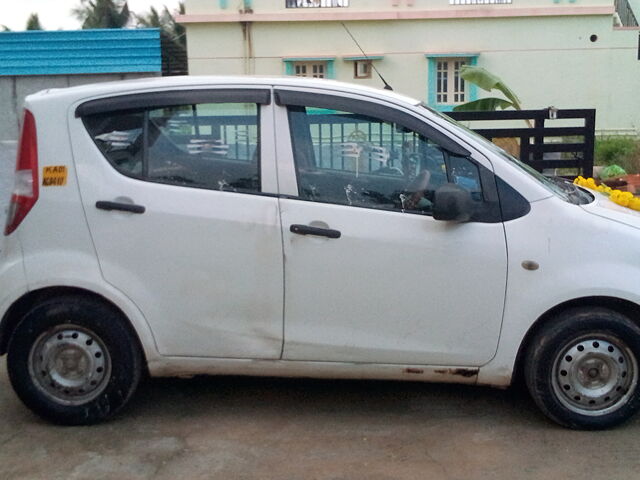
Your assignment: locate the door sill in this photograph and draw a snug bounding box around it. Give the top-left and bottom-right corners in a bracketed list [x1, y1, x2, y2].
[148, 356, 479, 385]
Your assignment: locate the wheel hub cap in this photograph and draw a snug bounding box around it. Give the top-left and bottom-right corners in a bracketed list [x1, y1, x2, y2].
[553, 336, 638, 416]
[29, 325, 111, 405]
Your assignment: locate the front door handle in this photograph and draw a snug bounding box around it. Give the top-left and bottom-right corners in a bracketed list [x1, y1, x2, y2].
[96, 201, 146, 214]
[290, 224, 341, 239]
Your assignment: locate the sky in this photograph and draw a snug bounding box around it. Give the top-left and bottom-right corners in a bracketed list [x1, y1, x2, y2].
[1, 0, 182, 31]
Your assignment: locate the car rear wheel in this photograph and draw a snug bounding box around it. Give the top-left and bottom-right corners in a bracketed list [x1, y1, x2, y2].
[7, 295, 143, 425]
[525, 307, 640, 429]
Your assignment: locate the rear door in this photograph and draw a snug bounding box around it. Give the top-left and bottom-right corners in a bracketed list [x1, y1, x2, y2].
[70, 88, 284, 359]
[275, 90, 508, 366]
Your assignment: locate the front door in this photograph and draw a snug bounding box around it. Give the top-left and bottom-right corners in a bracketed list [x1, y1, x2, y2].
[276, 93, 507, 366]
[71, 90, 284, 358]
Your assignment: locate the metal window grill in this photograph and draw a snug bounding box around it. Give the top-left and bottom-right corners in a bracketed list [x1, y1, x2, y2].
[615, 0, 639, 27]
[286, 0, 349, 7]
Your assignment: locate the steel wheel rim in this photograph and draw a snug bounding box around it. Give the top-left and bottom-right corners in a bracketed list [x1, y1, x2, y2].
[552, 333, 638, 416]
[28, 324, 111, 406]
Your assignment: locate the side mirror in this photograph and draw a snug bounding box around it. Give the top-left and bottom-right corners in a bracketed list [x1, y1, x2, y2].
[433, 183, 474, 222]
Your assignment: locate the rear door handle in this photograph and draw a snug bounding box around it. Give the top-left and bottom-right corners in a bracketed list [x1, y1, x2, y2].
[290, 224, 341, 239]
[96, 201, 146, 214]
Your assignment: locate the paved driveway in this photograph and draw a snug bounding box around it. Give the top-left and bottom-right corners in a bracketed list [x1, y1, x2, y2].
[0, 358, 639, 480]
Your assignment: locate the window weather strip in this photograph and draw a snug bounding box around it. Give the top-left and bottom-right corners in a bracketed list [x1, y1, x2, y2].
[76, 89, 272, 117]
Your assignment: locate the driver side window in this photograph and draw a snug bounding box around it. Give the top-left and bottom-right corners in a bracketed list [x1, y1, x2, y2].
[287, 105, 483, 216]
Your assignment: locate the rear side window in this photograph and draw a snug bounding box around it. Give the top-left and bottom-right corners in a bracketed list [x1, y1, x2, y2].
[83, 102, 261, 193]
[84, 111, 145, 174]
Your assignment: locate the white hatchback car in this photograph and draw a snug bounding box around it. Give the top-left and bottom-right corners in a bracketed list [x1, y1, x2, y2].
[2, 76, 639, 429]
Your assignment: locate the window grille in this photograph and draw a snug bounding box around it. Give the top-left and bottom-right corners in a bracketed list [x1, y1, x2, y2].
[286, 0, 349, 7]
[293, 62, 327, 78]
[436, 59, 467, 105]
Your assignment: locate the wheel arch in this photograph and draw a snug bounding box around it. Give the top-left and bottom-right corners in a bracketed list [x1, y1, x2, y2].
[512, 296, 640, 386]
[0, 286, 148, 365]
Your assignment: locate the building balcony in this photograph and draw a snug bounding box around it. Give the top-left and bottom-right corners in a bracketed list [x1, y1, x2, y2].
[615, 0, 639, 26]
[285, 0, 350, 7]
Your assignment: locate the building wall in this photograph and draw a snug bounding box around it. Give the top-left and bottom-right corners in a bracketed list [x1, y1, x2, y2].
[187, 0, 611, 14]
[184, 8, 640, 134]
[0, 29, 162, 141]
[0, 73, 157, 141]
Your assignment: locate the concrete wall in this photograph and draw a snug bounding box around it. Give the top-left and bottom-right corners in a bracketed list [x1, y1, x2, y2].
[0, 73, 157, 141]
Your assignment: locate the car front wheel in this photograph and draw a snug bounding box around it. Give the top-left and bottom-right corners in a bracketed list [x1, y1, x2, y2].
[525, 307, 640, 429]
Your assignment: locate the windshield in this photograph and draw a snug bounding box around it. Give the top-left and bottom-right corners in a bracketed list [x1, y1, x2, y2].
[420, 103, 593, 205]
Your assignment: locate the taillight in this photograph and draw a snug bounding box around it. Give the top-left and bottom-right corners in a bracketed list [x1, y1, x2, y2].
[4, 110, 39, 236]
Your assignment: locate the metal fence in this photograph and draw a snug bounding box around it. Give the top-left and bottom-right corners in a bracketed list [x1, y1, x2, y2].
[168, 115, 257, 161]
[160, 35, 188, 77]
[181, 108, 596, 178]
[448, 108, 596, 178]
[306, 114, 423, 173]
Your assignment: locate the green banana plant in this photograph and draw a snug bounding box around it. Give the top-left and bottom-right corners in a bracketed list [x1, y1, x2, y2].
[453, 65, 523, 112]
[453, 65, 530, 156]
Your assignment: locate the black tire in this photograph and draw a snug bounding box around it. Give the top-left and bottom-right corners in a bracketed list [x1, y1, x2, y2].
[7, 295, 143, 425]
[524, 307, 640, 429]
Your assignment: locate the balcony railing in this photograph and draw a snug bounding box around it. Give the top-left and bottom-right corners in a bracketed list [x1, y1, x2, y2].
[615, 0, 639, 27]
[286, 0, 349, 7]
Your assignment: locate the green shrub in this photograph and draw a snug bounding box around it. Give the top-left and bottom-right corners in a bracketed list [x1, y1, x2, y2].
[600, 164, 627, 179]
[594, 136, 640, 173]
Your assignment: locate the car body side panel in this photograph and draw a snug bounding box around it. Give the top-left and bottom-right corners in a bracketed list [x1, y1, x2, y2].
[478, 196, 640, 386]
[5, 97, 161, 361]
[67, 94, 285, 359]
[270, 88, 508, 366]
[0, 234, 28, 327]
[280, 199, 508, 366]
[22, 272, 162, 363]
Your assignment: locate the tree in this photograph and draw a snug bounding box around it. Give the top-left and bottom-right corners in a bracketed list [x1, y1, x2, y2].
[135, 3, 185, 48]
[26, 13, 43, 30]
[72, 0, 130, 29]
[135, 3, 187, 75]
[452, 66, 523, 112]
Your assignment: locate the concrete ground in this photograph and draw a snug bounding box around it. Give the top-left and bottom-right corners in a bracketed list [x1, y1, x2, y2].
[0, 357, 639, 480]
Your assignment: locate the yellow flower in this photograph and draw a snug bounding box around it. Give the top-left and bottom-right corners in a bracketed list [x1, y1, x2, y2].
[629, 198, 640, 211]
[571, 177, 638, 211]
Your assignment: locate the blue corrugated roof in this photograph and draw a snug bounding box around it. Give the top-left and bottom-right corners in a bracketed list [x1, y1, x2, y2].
[0, 29, 161, 76]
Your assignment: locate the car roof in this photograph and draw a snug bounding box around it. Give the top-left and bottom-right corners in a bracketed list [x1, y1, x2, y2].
[27, 75, 421, 108]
